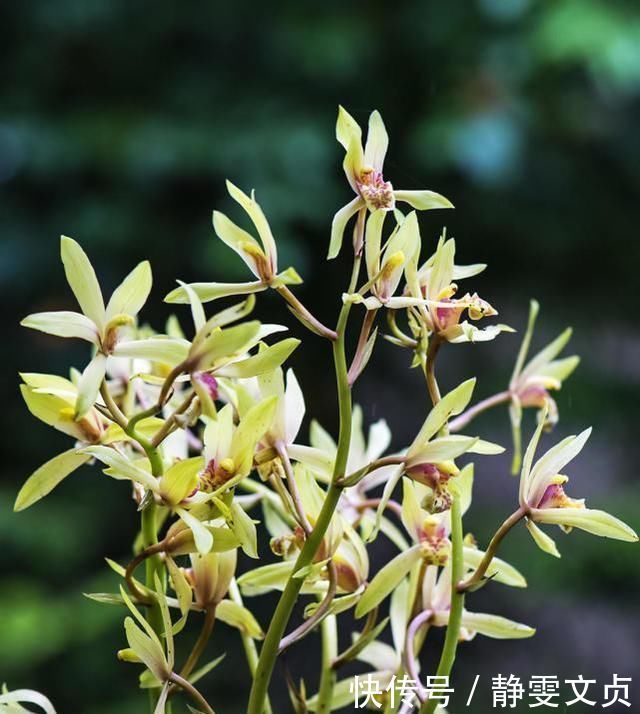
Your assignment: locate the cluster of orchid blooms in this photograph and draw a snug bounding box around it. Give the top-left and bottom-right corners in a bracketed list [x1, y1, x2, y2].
[10, 107, 637, 714]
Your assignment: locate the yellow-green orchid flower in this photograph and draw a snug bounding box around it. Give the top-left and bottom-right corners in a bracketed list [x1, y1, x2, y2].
[519, 413, 638, 557]
[509, 300, 580, 473]
[329, 106, 453, 259]
[342, 211, 431, 311]
[406, 235, 512, 344]
[422, 562, 535, 641]
[15, 372, 108, 511]
[21, 236, 152, 419]
[403, 379, 504, 511]
[164, 181, 301, 305]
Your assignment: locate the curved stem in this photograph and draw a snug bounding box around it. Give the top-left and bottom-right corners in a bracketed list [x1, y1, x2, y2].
[404, 609, 433, 703]
[125, 543, 164, 604]
[347, 308, 377, 385]
[278, 561, 338, 654]
[331, 606, 378, 670]
[246, 256, 360, 714]
[276, 285, 338, 341]
[419, 494, 464, 714]
[424, 338, 442, 406]
[277, 442, 313, 535]
[457, 507, 525, 592]
[448, 391, 511, 432]
[339, 455, 406, 488]
[169, 672, 216, 714]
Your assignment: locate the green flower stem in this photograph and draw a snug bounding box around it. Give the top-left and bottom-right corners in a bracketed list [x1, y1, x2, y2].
[424, 337, 442, 406]
[457, 507, 525, 592]
[179, 606, 216, 680]
[169, 673, 216, 714]
[246, 257, 361, 714]
[317, 613, 338, 714]
[419, 493, 464, 714]
[229, 579, 273, 714]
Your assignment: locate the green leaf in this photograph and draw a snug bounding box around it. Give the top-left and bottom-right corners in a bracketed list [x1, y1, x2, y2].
[106, 260, 152, 322]
[15, 448, 90, 511]
[355, 545, 422, 618]
[21, 311, 99, 343]
[216, 599, 264, 638]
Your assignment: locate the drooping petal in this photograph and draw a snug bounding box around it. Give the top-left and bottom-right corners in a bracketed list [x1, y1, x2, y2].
[532, 507, 638, 542]
[60, 236, 106, 331]
[75, 352, 107, 419]
[526, 519, 561, 558]
[394, 190, 454, 211]
[106, 260, 152, 322]
[164, 280, 267, 304]
[176, 507, 214, 554]
[284, 369, 305, 444]
[457, 610, 535, 639]
[83, 445, 160, 492]
[15, 448, 91, 511]
[21, 311, 100, 344]
[463, 547, 527, 588]
[0, 689, 57, 714]
[328, 196, 364, 260]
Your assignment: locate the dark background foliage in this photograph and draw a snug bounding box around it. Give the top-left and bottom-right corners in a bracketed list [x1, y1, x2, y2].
[1, 1, 639, 712]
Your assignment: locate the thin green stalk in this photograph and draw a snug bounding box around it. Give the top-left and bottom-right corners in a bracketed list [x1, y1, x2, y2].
[229, 579, 273, 714]
[246, 257, 360, 714]
[317, 614, 338, 714]
[419, 494, 464, 714]
[457, 507, 525, 592]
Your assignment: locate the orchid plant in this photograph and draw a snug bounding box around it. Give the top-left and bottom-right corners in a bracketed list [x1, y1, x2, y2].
[11, 107, 637, 714]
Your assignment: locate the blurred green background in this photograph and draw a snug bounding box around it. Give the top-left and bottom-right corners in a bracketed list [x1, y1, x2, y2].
[2, 1, 639, 712]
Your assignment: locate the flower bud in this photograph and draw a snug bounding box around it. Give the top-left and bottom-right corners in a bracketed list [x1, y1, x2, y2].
[186, 549, 237, 608]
